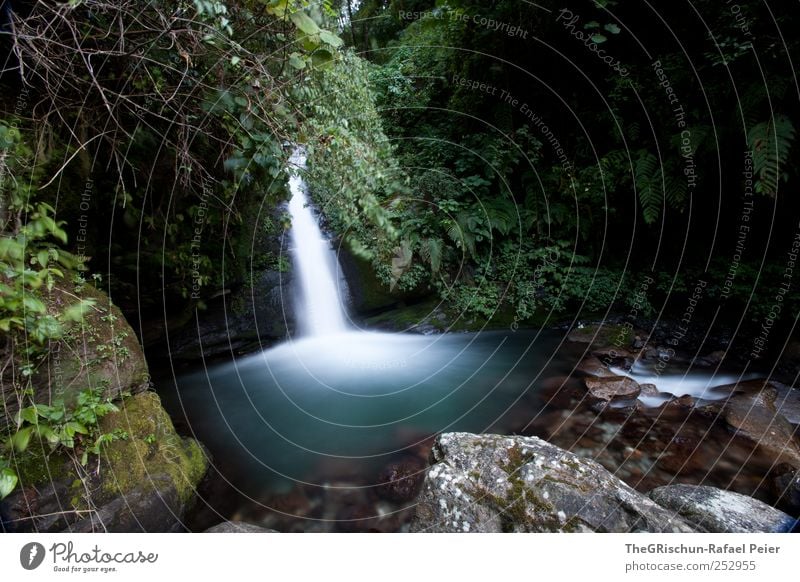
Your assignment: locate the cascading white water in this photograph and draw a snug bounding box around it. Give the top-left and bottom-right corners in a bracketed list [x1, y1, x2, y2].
[287, 150, 349, 336]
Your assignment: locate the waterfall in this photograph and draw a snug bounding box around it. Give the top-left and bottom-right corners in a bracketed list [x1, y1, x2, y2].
[287, 150, 349, 336]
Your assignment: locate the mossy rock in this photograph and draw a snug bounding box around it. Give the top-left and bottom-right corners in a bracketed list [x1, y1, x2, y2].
[97, 391, 208, 505]
[567, 322, 633, 349]
[10, 442, 71, 487]
[1, 392, 208, 532]
[35, 277, 149, 406]
[2, 275, 150, 430]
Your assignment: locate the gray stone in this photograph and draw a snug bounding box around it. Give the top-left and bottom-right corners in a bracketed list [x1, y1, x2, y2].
[205, 521, 278, 533]
[585, 376, 641, 401]
[410, 433, 693, 533]
[649, 484, 798, 533]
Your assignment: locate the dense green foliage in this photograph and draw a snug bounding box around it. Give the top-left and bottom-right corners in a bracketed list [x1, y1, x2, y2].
[0, 0, 346, 500]
[304, 0, 799, 337]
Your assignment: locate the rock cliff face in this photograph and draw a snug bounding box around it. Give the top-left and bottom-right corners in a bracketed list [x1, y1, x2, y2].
[410, 433, 797, 533]
[0, 282, 208, 532]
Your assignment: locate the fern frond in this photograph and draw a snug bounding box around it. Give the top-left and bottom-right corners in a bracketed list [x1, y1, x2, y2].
[424, 237, 443, 273]
[747, 115, 795, 196]
[482, 198, 517, 236]
[635, 151, 662, 224]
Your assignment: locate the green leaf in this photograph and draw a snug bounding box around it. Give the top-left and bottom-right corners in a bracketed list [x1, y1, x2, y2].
[61, 299, 96, 322]
[36, 249, 49, 267]
[16, 407, 38, 426]
[319, 30, 344, 48]
[263, 0, 289, 16]
[604, 23, 621, 34]
[311, 49, 335, 69]
[22, 295, 46, 314]
[0, 468, 18, 500]
[37, 425, 59, 446]
[64, 421, 88, 437]
[10, 426, 34, 452]
[300, 34, 321, 52]
[290, 11, 320, 36]
[289, 52, 306, 70]
[590, 34, 607, 43]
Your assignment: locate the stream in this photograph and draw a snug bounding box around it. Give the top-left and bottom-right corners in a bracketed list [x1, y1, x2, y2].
[158, 152, 781, 532]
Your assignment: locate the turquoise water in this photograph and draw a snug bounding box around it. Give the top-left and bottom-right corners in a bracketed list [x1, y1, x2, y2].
[163, 329, 563, 496]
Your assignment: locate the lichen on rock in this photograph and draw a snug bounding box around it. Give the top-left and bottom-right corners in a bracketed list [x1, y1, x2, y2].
[410, 432, 694, 533]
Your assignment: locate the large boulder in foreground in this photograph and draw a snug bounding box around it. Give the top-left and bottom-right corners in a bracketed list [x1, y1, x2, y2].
[410, 433, 693, 533]
[649, 484, 798, 533]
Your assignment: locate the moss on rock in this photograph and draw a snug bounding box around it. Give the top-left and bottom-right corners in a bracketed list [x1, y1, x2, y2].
[33, 274, 150, 410]
[567, 322, 633, 349]
[11, 442, 72, 488]
[98, 391, 208, 504]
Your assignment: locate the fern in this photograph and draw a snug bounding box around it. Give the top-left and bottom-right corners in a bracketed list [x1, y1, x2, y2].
[663, 174, 686, 209]
[481, 198, 517, 236]
[634, 150, 662, 224]
[747, 115, 795, 196]
[420, 237, 443, 273]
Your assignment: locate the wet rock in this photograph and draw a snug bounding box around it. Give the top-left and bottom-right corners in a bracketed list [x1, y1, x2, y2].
[769, 464, 800, 517]
[639, 383, 659, 397]
[410, 433, 693, 533]
[585, 376, 641, 401]
[205, 521, 278, 533]
[167, 264, 296, 361]
[67, 475, 187, 533]
[649, 484, 798, 533]
[3, 392, 208, 533]
[591, 346, 634, 364]
[719, 383, 800, 468]
[376, 457, 426, 503]
[773, 383, 800, 426]
[97, 392, 209, 506]
[693, 350, 727, 367]
[575, 356, 616, 378]
[566, 322, 632, 349]
[660, 395, 696, 410]
[0, 484, 78, 533]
